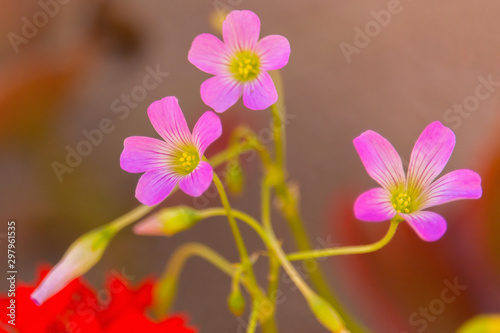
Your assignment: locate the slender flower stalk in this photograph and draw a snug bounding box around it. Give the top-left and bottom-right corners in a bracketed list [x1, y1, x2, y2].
[153, 242, 237, 317]
[286, 219, 400, 261]
[212, 173, 275, 330]
[261, 179, 347, 332]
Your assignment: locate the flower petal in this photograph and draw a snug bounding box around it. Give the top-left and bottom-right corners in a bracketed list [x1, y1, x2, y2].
[353, 130, 405, 191]
[192, 111, 222, 156]
[399, 211, 447, 242]
[354, 188, 396, 222]
[200, 75, 243, 113]
[120, 136, 171, 173]
[188, 33, 230, 75]
[421, 169, 482, 209]
[136, 169, 177, 206]
[179, 161, 213, 197]
[147, 96, 192, 146]
[223, 10, 260, 51]
[408, 121, 455, 191]
[257, 35, 291, 71]
[242, 71, 278, 110]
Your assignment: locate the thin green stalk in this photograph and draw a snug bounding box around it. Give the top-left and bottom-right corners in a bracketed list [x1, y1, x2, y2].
[246, 301, 260, 333]
[269, 71, 366, 332]
[163, 242, 236, 279]
[199, 208, 270, 246]
[261, 177, 279, 333]
[269, 70, 286, 170]
[200, 206, 278, 333]
[263, 253, 280, 333]
[209, 141, 254, 167]
[287, 219, 400, 261]
[153, 242, 237, 317]
[109, 204, 156, 231]
[261, 180, 346, 332]
[212, 173, 266, 311]
[213, 173, 254, 274]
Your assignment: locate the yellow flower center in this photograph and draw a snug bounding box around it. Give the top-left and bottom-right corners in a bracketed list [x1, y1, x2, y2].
[173, 149, 199, 175]
[392, 192, 414, 214]
[230, 50, 260, 82]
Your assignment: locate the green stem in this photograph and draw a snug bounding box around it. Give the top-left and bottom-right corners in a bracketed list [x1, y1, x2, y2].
[274, 181, 368, 332]
[263, 253, 280, 333]
[209, 140, 254, 167]
[246, 301, 260, 333]
[163, 242, 236, 278]
[261, 180, 346, 332]
[287, 219, 400, 261]
[153, 242, 237, 317]
[213, 173, 254, 273]
[269, 70, 286, 170]
[199, 208, 271, 246]
[261, 177, 280, 333]
[109, 204, 156, 231]
[200, 206, 277, 333]
[212, 173, 266, 309]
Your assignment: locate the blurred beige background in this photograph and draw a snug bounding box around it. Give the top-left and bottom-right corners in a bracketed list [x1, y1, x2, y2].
[1, 1, 500, 332]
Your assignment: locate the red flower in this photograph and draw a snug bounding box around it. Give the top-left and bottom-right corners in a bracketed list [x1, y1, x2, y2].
[0, 266, 196, 333]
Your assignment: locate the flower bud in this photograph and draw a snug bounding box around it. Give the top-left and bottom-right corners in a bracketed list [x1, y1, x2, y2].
[133, 206, 202, 237]
[227, 287, 246, 317]
[30, 225, 116, 305]
[153, 275, 178, 318]
[226, 159, 245, 196]
[307, 293, 346, 332]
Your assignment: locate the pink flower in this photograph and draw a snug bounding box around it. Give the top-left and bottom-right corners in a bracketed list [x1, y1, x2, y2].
[353, 121, 482, 241]
[188, 10, 291, 113]
[120, 96, 222, 205]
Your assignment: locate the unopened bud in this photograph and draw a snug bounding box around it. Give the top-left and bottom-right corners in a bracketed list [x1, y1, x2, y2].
[227, 160, 245, 196]
[134, 206, 202, 236]
[227, 287, 246, 317]
[31, 225, 116, 305]
[307, 293, 345, 332]
[153, 275, 178, 318]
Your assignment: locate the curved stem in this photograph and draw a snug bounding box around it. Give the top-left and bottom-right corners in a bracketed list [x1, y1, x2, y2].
[261, 180, 346, 332]
[213, 173, 253, 271]
[209, 140, 254, 167]
[287, 219, 400, 261]
[212, 173, 264, 305]
[200, 208, 271, 247]
[199, 206, 278, 333]
[109, 204, 156, 231]
[153, 242, 237, 317]
[163, 242, 236, 278]
[261, 180, 312, 298]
